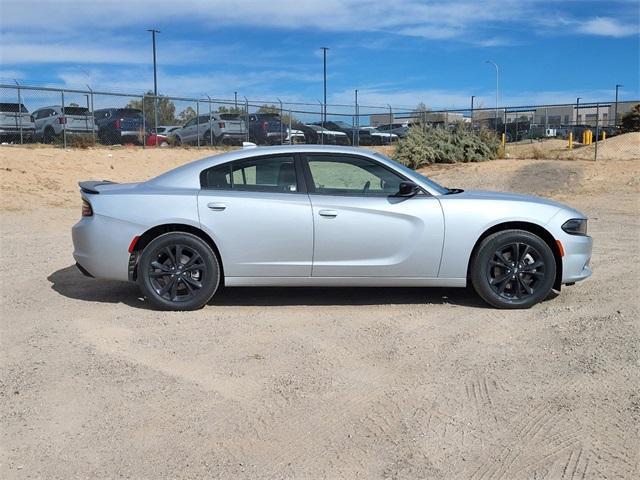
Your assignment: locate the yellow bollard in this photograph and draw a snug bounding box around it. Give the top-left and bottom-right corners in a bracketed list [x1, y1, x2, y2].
[501, 133, 506, 148]
[568, 132, 573, 149]
[589, 130, 593, 144]
[601, 130, 606, 141]
[582, 130, 587, 144]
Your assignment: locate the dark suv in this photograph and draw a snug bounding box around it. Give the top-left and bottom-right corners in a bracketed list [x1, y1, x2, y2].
[94, 108, 144, 144]
[311, 120, 372, 146]
[247, 113, 287, 145]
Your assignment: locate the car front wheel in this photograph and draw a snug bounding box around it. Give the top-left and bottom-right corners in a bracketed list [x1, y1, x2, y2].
[138, 232, 220, 311]
[471, 229, 556, 309]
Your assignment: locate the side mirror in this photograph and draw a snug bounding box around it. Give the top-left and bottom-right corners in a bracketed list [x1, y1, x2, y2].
[395, 181, 420, 197]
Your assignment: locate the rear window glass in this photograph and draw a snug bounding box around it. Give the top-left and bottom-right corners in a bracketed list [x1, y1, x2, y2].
[219, 114, 239, 120]
[62, 107, 90, 115]
[0, 103, 28, 113]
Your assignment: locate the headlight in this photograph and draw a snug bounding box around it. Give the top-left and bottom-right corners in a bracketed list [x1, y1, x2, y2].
[562, 218, 587, 235]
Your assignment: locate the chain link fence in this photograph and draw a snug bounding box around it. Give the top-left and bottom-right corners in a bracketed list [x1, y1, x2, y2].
[1, 83, 637, 161]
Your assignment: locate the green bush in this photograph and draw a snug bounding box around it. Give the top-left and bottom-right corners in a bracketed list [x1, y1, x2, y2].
[621, 103, 640, 132]
[394, 125, 499, 168]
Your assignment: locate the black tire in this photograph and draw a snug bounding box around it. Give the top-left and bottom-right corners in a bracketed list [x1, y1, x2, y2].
[470, 229, 556, 309]
[43, 127, 56, 144]
[203, 130, 217, 146]
[174, 135, 182, 146]
[137, 232, 221, 311]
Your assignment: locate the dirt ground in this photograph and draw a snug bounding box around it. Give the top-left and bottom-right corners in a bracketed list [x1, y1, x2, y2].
[1, 145, 639, 479]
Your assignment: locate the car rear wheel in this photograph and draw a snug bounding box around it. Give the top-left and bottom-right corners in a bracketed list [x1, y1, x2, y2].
[138, 232, 220, 311]
[43, 127, 56, 144]
[471, 229, 556, 309]
[203, 130, 217, 146]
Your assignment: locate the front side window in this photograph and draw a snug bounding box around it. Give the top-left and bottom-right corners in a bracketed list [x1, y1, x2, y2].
[201, 155, 298, 193]
[304, 155, 404, 196]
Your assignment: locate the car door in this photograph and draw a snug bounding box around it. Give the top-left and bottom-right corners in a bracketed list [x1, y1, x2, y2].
[302, 153, 444, 278]
[179, 118, 196, 144]
[197, 154, 313, 277]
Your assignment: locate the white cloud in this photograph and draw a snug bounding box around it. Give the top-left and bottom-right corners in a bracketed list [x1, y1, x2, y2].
[576, 17, 639, 37]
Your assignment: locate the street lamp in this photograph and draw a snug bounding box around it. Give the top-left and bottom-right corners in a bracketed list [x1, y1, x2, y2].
[147, 28, 160, 145]
[485, 60, 499, 131]
[320, 47, 329, 127]
[614, 84, 623, 127]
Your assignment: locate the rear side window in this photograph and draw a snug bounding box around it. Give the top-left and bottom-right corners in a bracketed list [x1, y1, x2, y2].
[116, 109, 142, 118]
[201, 155, 298, 193]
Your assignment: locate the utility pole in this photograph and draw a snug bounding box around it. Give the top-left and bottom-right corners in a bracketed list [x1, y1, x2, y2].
[234, 91, 238, 110]
[614, 84, 623, 127]
[321, 47, 329, 125]
[485, 60, 499, 132]
[471, 95, 476, 128]
[576, 97, 581, 125]
[147, 29, 160, 145]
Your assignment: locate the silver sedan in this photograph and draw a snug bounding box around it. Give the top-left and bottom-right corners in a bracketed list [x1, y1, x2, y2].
[72, 145, 592, 310]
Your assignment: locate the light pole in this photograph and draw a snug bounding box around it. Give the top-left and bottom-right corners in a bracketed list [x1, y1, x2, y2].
[614, 84, 623, 127]
[234, 91, 238, 110]
[485, 60, 499, 132]
[576, 97, 581, 125]
[321, 47, 329, 126]
[470, 95, 476, 127]
[148, 28, 160, 145]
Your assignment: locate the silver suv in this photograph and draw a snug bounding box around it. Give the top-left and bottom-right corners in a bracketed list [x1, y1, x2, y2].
[0, 103, 35, 142]
[33, 106, 97, 143]
[173, 114, 246, 146]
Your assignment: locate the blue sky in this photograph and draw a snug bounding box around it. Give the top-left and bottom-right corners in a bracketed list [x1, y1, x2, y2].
[1, 0, 638, 113]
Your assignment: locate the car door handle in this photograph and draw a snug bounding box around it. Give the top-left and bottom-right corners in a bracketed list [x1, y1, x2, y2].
[207, 202, 226, 211]
[319, 209, 338, 218]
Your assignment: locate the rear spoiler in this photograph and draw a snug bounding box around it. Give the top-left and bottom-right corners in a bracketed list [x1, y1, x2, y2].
[79, 180, 116, 194]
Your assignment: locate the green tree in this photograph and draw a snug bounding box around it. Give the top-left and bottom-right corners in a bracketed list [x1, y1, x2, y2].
[177, 106, 196, 124]
[621, 103, 640, 132]
[126, 91, 177, 127]
[217, 105, 245, 115]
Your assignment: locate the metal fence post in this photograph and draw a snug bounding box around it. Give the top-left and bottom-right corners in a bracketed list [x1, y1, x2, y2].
[317, 100, 323, 144]
[154, 94, 159, 147]
[594, 103, 600, 161]
[207, 95, 213, 147]
[61, 90, 67, 148]
[15, 80, 23, 144]
[278, 98, 283, 144]
[86, 85, 96, 144]
[141, 93, 146, 149]
[244, 97, 250, 142]
[288, 109, 292, 145]
[196, 100, 200, 148]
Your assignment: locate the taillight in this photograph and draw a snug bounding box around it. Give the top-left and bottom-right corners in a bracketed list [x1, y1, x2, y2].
[81, 199, 93, 217]
[115, 119, 121, 129]
[218, 122, 225, 129]
[58, 116, 67, 124]
[262, 121, 269, 131]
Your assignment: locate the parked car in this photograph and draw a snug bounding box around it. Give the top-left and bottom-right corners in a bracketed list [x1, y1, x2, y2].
[247, 113, 288, 145]
[73, 144, 592, 311]
[299, 124, 349, 145]
[32, 105, 96, 143]
[94, 108, 144, 145]
[173, 114, 246, 146]
[361, 126, 399, 144]
[0, 103, 35, 142]
[376, 122, 410, 138]
[145, 133, 169, 147]
[154, 125, 181, 135]
[284, 128, 306, 144]
[311, 121, 373, 146]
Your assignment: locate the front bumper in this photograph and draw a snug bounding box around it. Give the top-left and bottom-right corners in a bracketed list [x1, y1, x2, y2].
[560, 233, 593, 284]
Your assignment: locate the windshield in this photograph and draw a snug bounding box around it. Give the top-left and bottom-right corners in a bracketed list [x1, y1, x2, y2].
[372, 152, 449, 195]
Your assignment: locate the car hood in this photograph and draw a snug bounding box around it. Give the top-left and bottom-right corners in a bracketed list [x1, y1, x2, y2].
[443, 189, 580, 213]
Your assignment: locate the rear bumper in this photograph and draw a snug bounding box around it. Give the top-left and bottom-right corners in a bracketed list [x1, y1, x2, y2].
[72, 214, 141, 281]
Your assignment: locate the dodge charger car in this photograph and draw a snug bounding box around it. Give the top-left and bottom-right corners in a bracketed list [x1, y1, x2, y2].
[72, 145, 592, 311]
